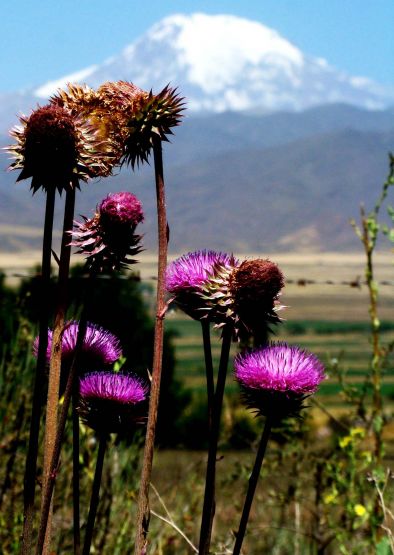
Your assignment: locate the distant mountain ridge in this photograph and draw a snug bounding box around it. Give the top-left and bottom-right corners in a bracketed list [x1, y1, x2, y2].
[167, 103, 394, 165]
[1, 104, 393, 254]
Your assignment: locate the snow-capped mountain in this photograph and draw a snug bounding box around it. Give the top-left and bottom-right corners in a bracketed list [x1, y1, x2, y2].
[30, 13, 392, 114]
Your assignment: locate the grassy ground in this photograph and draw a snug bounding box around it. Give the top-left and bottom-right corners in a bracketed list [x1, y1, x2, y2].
[1, 251, 393, 553]
[165, 312, 394, 403]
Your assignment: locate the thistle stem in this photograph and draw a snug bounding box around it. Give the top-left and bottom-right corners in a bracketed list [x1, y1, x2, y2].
[201, 319, 214, 431]
[233, 415, 272, 555]
[20, 187, 56, 555]
[134, 138, 168, 554]
[36, 315, 88, 555]
[82, 434, 108, 555]
[353, 204, 384, 461]
[199, 325, 233, 555]
[39, 188, 76, 554]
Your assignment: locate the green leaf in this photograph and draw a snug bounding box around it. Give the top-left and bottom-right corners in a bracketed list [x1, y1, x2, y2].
[376, 537, 391, 555]
[373, 415, 383, 434]
[367, 216, 378, 228]
[113, 356, 126, 372]
[370, 467, 387, 485]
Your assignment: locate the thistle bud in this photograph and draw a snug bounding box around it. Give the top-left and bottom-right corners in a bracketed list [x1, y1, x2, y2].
[71, 191, 144, 272]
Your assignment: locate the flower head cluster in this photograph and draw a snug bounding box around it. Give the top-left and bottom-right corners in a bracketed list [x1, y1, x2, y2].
[166, 251, 285, 338]
[234, 343, 325, 420]
[9, 81, 184, 189]
[166, 250, 239, 320]
[51, 83, 123, 163]
[7, 104, 113, 193]
[33, 321, 122, 371]
[53, 80, 185, 168]
[71, 191, 144, 272]
[78, 371, 149, 433]
[97, 81, 185, 167]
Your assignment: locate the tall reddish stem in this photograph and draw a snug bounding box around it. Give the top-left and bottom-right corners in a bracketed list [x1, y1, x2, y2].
[134, 138, 167, 554]
[20, 187, 56, 555]
[35, 316, 88, 555]
[40, 188, 75, 554]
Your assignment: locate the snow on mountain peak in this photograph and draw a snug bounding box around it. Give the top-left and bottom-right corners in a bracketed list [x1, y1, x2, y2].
[31, 12, 393, 113]
[147, 13, 304, 93]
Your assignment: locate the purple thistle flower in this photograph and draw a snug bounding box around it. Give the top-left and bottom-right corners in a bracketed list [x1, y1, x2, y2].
[166, 250, 236, 291]
[80, 371, 148, 403]
[33, 321, 122, 370]
[71, 191, 144, 272]
[78, 371, 149, 433]
[234, 342, 325, 419]
[235, 343, 324, 394]
[166, 250, 239, 320]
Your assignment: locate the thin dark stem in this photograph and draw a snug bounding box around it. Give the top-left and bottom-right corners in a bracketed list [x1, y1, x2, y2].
[35, 313, 88, 555]
[134, 138, 168, 555]
[199, 325, 233, 555]
[360, 206, 383, 461]
[201, 320, 214, 431]
[41, 187, 75, 554]
[233, 416, 273, 555]
[72, 386, 81, 555]
[82, 435, 108, 555]
[20, 187, 56, 555]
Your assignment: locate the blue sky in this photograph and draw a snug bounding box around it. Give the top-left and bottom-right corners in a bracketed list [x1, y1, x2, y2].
[1, 0, 393, 92]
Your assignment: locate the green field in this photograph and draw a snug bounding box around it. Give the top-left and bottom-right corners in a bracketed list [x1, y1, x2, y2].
[165, 310, 394, 406]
